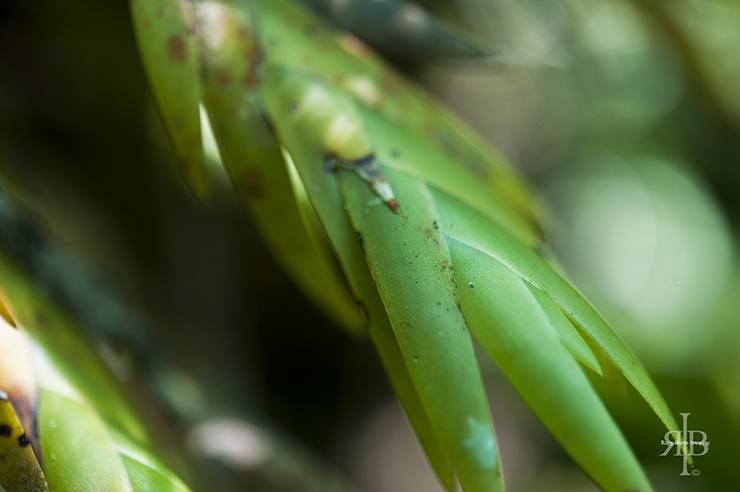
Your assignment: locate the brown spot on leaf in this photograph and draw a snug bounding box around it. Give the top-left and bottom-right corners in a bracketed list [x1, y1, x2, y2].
[7, 394, 38, 454]
[17, 433, 30, 447]
[167, 34, 187, 63]
[0, 424, 11, 437]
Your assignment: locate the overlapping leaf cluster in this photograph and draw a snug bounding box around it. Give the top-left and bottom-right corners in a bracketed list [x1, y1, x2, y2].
[0, 192, 191, 492]
[132, 1, 679, 490]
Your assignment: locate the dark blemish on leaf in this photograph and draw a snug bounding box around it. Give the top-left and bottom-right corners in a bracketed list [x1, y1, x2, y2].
[353, 153, 375, 167]
[0, 424, 11, 437]
[356, 232, 365, 252]
[387, 198, 400, 213]
[324, 154, 338, 173]
[166, 34, 187, 63]
[468, 282, 475, 288]
[17, 433, 30, 447]
[432, 220, 439, 230]
[289, 101, 300, 114]
[390, 149, 400, 159]
[412, 354, 419, 362]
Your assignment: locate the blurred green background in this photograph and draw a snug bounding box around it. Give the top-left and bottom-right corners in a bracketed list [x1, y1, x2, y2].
[1, 0, 738, 490]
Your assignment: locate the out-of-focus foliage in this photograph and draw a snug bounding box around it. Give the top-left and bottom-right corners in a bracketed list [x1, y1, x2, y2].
[544, 155, 734, 373]
[299, 0, 489, 64]
[0, 188, 191, 491]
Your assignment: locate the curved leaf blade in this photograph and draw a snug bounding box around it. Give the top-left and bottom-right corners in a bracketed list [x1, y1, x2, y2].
[131, 0, 208, 198]
[450, 238, 651, 491]
[261, 68, 456, 489]
[432, 187, 679, 434]
[339, 167, 503, 492]
[194, 0, 363, 332]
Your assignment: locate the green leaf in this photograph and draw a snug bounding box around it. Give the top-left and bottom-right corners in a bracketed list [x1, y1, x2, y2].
[0, 259, 147, 444]
[0, 395, 47, 491]
[339, 168, 503, 492]
[261, 71, 503, 491]
[151, 1, 681, 489]
[258, 63, 673, 491]
[0, 259, 192, 491]
[0, 315, 48, 491]
[38, 390, 132, 492]
[193, 0, 363, 333]
[260, 0, 540, 227]
[431, 188, 679, 434]
[113, 430, 191, 492]
[261, 69, 456, 489]
[130, 0, 208, 198]
[298, 0, 490, 63]
[449, 238, 651, 491]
